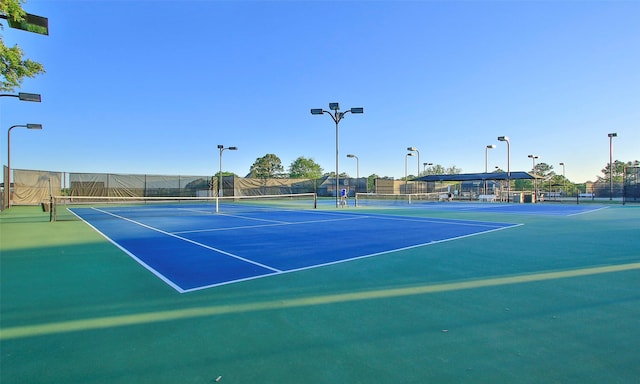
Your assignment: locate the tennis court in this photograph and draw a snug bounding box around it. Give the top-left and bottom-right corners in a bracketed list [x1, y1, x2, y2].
[1, 200, 639, 383]
[67, 201, 519, 292]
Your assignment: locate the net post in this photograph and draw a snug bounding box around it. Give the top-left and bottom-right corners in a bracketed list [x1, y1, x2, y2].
[313, 193, 317, 209]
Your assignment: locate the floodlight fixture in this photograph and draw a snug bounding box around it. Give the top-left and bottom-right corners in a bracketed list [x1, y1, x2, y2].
[228, 146, 238, 150]
[497, 135, 511, 201]
[6, 123, 43, 209]
[608, 132, 617, 200]
[528, 154, 539, 196]
[310, 101, 364, 207]
[1, 92, 42, 102]
[19, 93, 42, 102]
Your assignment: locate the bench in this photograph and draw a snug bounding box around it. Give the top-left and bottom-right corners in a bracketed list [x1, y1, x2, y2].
[478, 194, 496, 202]
[579, 193, 595, 198]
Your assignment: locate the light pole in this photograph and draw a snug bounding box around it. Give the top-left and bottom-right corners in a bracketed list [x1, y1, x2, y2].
[346, 154, 359, 206]
[528, 154, 539, 201]
[407, 147, 420, 193]
[0, 92, 42, 102]
[485, 144, 495, 194]
[1, 93, 41, 209]
[216, 144, 237, 212]
[608, 133, 617, 200]
[498, 136, 510, 202]
[6, 123, 43, 208]
[311, 102, 364, 207]
[559, 162, 566, 197]
[423, 162, 433, 173]
[404, 153, 414, 194]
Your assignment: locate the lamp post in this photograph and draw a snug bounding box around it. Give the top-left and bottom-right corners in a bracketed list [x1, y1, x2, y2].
[405, 153, 414, 193]
[0, 92, 42, 102]
[6, 123, 43, 208]
[216, 144, 237, 212]
[311, 102, 364, 207]
[407, 147, 420, 192]
[559, 162, 566, 197]
[1, 93, 42, 209]
[528, 154, 539, 201]
[485, 144, 495, 195]
[346, 154, 359, 206]
[608, 133, 617, 200]
[497, 136, 510, 202]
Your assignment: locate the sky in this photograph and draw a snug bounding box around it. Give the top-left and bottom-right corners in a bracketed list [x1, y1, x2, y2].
[1, 0, 639, 183]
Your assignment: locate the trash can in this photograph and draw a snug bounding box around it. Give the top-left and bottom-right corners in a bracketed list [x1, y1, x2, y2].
[41, 202, 50, 212]
[512, 193, 524, 203]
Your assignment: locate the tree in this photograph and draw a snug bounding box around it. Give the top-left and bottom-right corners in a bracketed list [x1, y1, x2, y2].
[323, 171, 349, 178]
[532, 162, 553, 178]
[249, 154, 285, 178]
[599, 160, 631, 183]
[0, 0, 46, 91]
[423, 164, 461, 175]
[288, 156, 323, 179]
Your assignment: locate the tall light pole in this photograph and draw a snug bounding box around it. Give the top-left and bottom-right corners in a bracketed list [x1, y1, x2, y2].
[405, 153, 414, 193]
[407, 147, 420, 193]
[1, 92, 41, 209]
[528, 154, 539, 201]
[6, 123, 43, 208]
[216, 144, 237, 212]
[0, 92, 42, 102]
[346, 154, 359, 206]
[311, 102, 364, 207]
[498, 136, 510, 202]
[485, 144, 495, 194]
[559, 162, 566, 197]
[608, 133, 617, 200]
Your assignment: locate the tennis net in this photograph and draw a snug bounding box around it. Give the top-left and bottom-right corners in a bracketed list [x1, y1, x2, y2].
[355, 192, 442, 207]
[51, 193, 317, 221]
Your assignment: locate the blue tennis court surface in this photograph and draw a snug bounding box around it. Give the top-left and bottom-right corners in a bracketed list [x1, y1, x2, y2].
[355, 200, 607, 216]
[70, 205, 519, 292]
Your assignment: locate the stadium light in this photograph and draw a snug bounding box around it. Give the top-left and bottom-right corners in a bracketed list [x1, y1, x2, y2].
[559, 162, 566, 197]
[216, 144, 237, 212]
[6, 124, 43, 208]
[498, 136, 510, 202]
[485, 144, 496, 195]
[1, 12, 49, 35]
[0, 92, 42, 102]
[608, 133, 617, 200]
[405, 153, 414, 193]
[310, 102, 364, 207]
[528, 154, 539, 200]
[346, 154, 359, 206]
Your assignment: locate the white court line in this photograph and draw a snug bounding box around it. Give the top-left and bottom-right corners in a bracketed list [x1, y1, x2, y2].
[90, 207, 283, 274]
[567, 206, 609, 217]
[175, 215, 370, 234]
[183, 223, 523, 292]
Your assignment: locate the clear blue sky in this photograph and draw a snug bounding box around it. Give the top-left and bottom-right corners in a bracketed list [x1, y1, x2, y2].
[2, 0, 638, 183]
